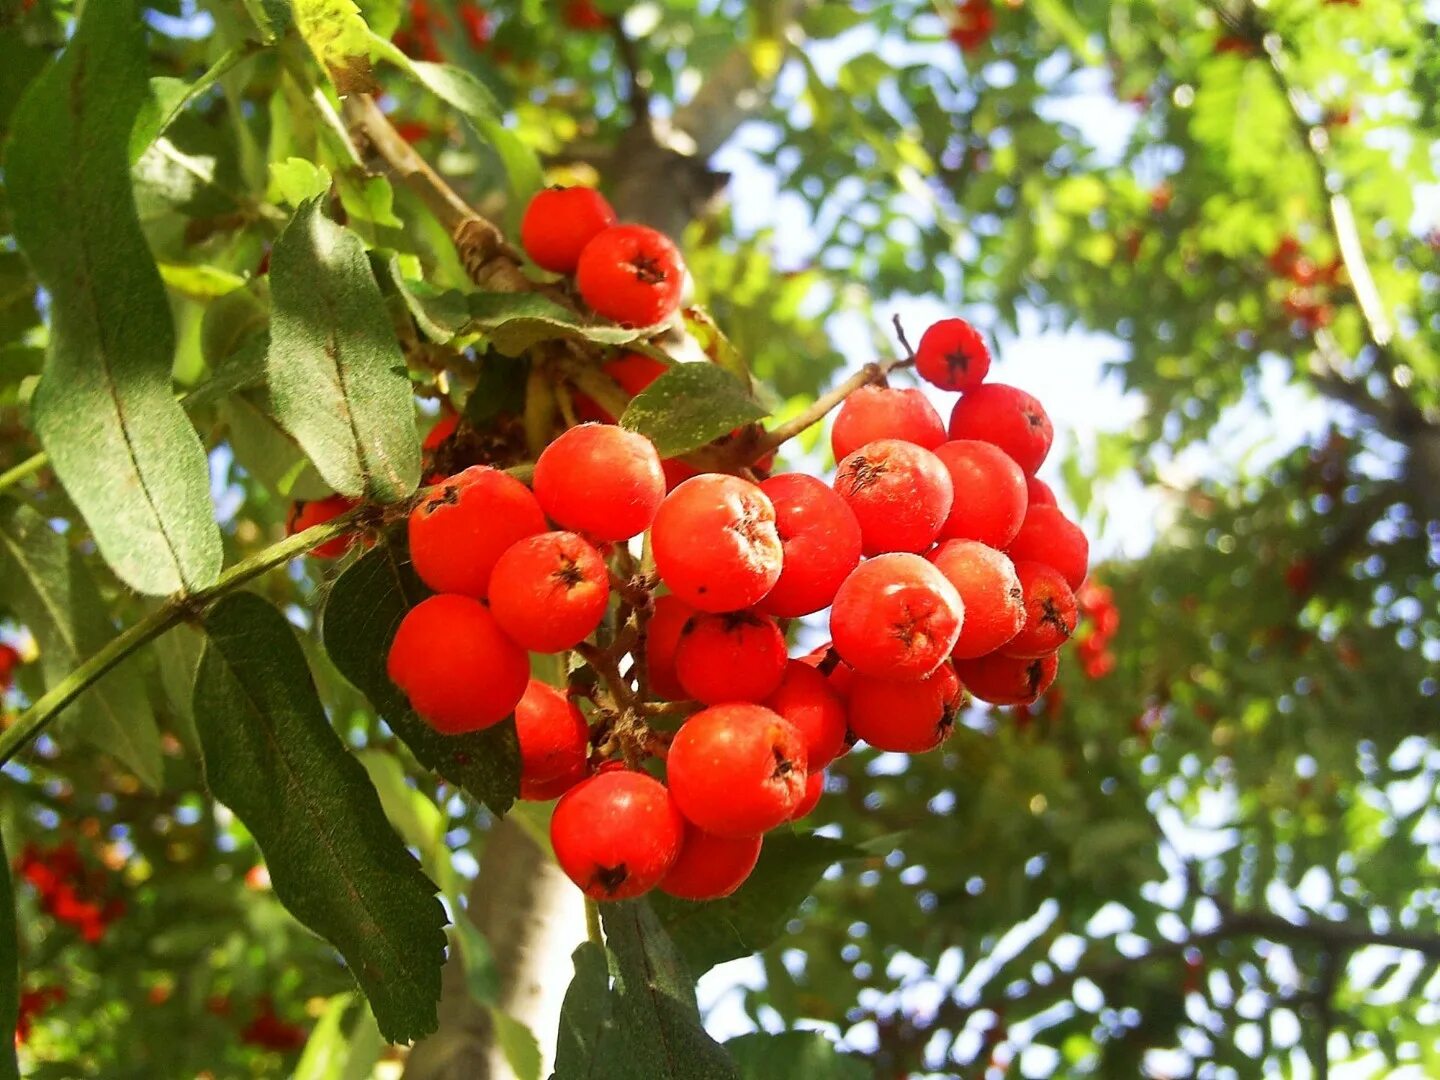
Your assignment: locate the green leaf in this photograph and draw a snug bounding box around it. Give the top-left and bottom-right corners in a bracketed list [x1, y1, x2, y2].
[594, 900, 738, 1080]
[0, 828, 17, 1080]
[490, 1008, 543, 1080]
[194, 592, 448, 1043]
[650, 832, 861, 975]
[294, 994, 356, 1080]
[319, 541, 520, 816]
[370, 45, 543, 218]
[266, 197, 422, 503]
[620, 364, 768, 458]
[355, 748, 455, 894]
[552, 942, 613, 1080]
[724, 1032, 869, 1080]
[0, 499, 164, 789]
[294, 0, 379, 94]
[454, 917, 502, 1005]
[463, 293, 655, 357]
[6, 0, 223, 597]
[270, 156, 334, 207]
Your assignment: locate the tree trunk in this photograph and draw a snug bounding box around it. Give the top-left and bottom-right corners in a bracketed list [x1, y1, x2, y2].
[402, 818, 587, 1080]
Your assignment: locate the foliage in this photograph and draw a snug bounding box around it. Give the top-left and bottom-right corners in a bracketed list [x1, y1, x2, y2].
[0, 0, 1435, 1076]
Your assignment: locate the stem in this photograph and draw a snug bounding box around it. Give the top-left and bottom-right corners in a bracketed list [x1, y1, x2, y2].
[145, 42, 260, 152]
[0, 452, 47, 495]
[584, 898, 603, 946]
[750, 356, 913, 459]
[891, 313, 917, 361]
[0, 506, 367, 768]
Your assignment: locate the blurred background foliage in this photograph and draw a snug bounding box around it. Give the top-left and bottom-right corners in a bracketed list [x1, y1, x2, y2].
[0, 0, 1437, 1076]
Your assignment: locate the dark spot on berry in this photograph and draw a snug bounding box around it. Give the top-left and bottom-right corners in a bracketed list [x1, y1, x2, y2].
[1022, 408, 1046, 431]
[771, 746, 794, 779]
[592, 863, 629, 895]
[937, 700, 958, 738]
[629, 253, 668, 286]
[1009, 585, 1024, 604]
[721, 611, 763, 631]
[841, 455, 888, 495]
[1038, 597, 1071, 637]
[424, 483, 461, 513]
[1023, 660, 1044, 696]
[552, 553, 587, 590]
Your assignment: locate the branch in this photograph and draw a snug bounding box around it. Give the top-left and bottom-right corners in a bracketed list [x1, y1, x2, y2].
[749, 355, 916, 460]
[0, 452, 47, 495]
[610, 18, 651, 123]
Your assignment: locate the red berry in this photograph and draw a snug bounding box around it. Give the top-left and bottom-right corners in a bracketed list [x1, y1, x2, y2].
[915, 318, 992, 392]
[387, 595, 530, 733]
[651, 474, 783, 612]
[659, 822, 763, 900]
[562, 0, 608, 30]
[848, 662, 962, 753]
[755, 473, 862, 617]
[932, 440, 1028, 548]
[550, 770, 684, 900]
[573, 351, 668, 423]
[1002, 561, 1078, 658]
[0, 642, 20, 692]
[520, 187, 617, 274]
[830, 385, 946, 463]
[926, 540, 1025, 659]
[287, 495, 358, 559]
[422, 408, 459, 451]
[762, 659, 849, 770]
[521, 758, 591, 802]
[830, 554, 964, 680]
[955, 652, 1058, 706]
[1005, 504, 1089, 590]
[515, 681, 589, 788]
[788, 769, 825, 821]
[1026, 475, 1057, 507]
[408, 466, 546, 598]
[644, 594, 696, 701]
[666, 703, 808, 837]
[834, 439, 953, 555]
[576, 224, 686, 327]
[533, 424, 665, 541]
[948, 384, 1054, 475]
[797, 643, 856, 704]
[674, 611, 788, 705]
[489, 532, 609, 652]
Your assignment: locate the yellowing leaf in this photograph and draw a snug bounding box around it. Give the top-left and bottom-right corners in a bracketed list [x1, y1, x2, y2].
[294, 0, 378, 94]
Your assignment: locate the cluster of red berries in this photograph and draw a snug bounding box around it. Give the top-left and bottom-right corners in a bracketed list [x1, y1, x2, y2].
[1269, 235, 1344, 333]
[381, 300, 1090, 902]
[14, 985, 65, 1047]
[0, 641, 21, 693]
[1075, 582, 1119, 679]
[948, 0, 995, 53]
[239, 997, 309, 1052]
[14, 842, 124, 943]
[394, 0, 492, 62]
[519, 187, 687, 328]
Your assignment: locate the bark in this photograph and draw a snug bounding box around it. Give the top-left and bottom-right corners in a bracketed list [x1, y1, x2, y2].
[402, 818, 587, 1080]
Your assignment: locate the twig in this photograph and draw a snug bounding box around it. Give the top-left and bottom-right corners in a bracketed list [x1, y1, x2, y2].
[749, 356, 915, 460]
[0, 452, 47, 495]
[892, 314, 917, 361]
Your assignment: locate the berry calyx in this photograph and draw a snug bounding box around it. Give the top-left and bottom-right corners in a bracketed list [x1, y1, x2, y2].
[927, 540, 1026, 659]
[644, 594, 697, 701]
[651, 474, 784, 612]
[915, 318, 992, 392]
[520, 186, 617, 274]
[848, 661, 962, 753]
[387, 595, 530, 734]
[666, 703, 808, 837]
[659, 822, 763, 901]
[408, 465, 547, 598]
[488, 531, 610, 652]
[762, 659, 849, 770]
[955, 651, 1058, 706]
[932, 439, 1029, 548]
[830, 385, 946, 463]
[674, 611, 788, 706]
[834, 439, 953, 555]
[1003, 561, 1078, 658]
[287, 495, 358, 559]
[550, 770, 684, 900]
[948, 384, 1054, 475]
[576, 224, 686, 327]
[755, 473, 862, 618]
[830, 553, 964, 680]
[533, 423, 665, 542]
[514, 680, 590, 788]
[1005, 504, 1090, 591]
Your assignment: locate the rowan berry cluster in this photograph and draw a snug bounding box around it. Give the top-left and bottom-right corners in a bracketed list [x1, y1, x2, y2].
[14, 841, 124, 943]
[376, 187, 1091, 905]
[1075, 582, 1120, 679]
